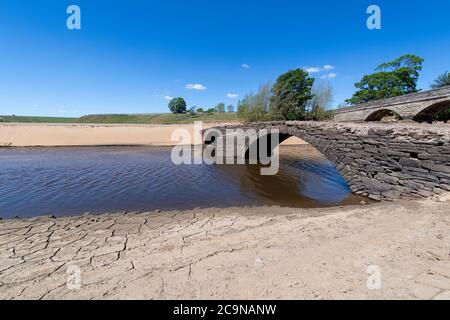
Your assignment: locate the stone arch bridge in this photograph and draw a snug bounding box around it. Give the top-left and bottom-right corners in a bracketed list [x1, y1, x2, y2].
[207, 121, 450, 201]
[332, 86, 450, 122]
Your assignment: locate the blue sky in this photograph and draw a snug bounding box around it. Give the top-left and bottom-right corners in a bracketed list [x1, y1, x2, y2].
[0, 0, 449, 117]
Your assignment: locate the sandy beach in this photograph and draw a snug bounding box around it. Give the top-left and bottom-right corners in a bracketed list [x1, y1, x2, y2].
[1, 195, 449, 300]
[0, 122, 308, 147]
[0, 123, 237, 147]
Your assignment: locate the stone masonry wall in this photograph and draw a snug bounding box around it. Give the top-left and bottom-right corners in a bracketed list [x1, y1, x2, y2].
[211, 121, 450, 201]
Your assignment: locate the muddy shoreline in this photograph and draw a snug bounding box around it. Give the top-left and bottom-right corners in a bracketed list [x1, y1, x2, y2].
[1, 196, 449, 300]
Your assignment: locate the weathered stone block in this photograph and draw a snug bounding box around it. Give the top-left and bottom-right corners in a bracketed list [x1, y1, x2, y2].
[418, 153, 431, 160]
[376, 173, 399, 184]
[399, 157, 421, 168]
[422, 161, 450, 173]
[364, 145, 379, 153]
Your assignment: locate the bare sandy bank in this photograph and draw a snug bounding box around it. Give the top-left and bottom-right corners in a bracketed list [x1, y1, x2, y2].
[0, 123, 307, 147]
[0, 196, 449, 300]
[0, 123, 235, 147]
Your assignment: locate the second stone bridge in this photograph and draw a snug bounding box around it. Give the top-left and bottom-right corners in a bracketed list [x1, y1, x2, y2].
[332, 86, 450, 122]
[207, 121, 450, 201]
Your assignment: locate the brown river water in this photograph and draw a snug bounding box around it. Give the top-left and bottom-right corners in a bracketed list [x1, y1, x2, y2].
[0, 145, 366, 218]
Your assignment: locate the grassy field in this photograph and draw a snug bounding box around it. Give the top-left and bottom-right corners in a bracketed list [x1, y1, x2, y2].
[0, 115, 78, 123]
[0, 113, 242, 124]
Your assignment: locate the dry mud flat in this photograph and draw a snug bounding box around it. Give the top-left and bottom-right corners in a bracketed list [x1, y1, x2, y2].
[0, 197, 449, 300]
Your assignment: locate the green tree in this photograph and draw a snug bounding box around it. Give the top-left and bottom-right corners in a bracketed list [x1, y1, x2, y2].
[226, 105, 235, 113]
[237, 82, 273, 121]
[305, 80, 333, 120]
[206, 108, 215, 114]
[431, 71, 450, 89]
[214, 103, 225, 113]
[346, 54, 424, 105]
[270, 68, 315, 120]
[196, 107, 204, 113]
[168, 98, 187, 114]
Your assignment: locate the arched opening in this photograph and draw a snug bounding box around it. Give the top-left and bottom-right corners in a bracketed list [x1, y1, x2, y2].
[203, 127, 364, 200]
[279, 136, 308, 146]
[235, 132, 367, 206]
[412, 100, 450, 123]
[365, 109, 403, 122]
[244, 133, 290, 161]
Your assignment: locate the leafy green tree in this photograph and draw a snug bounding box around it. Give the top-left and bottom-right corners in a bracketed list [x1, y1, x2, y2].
[431, 71, 450, 89]
[226, 105, 235, 113]
[305, 80, 333, 120]
[206, 108, 216, 114]
[168, 97, 187, 114]
[196, 107, 204, 113]
[270, 68, 315, 120]
[237, 82, 273, 121]
[214, 103, 225, 113]
[346, 54, 424, 105]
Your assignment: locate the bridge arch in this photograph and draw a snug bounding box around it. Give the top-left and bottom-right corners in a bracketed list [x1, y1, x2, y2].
[365, 109, 402, 122]
[210, 122, 450, 201]
[244, 132, 291, 161]
[412, 99, 450, 123]
[243, 127, 357, 195]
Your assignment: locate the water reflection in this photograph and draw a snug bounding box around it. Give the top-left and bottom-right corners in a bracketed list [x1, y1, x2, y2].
[214, 145, 358, 207]
[0, 145, 365, 218]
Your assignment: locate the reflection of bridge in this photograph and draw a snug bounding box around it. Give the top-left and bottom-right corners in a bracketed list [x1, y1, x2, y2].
[208, 121, 450, 201]
[332, 86, 450, 122]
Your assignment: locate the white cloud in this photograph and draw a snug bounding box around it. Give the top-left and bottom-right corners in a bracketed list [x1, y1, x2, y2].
[186, 83, 207, 91]
[306, 67, 321, 74]
[241, 64, 250, 69]
[227, 93, 239, 98]
[321, 73, 337, 79]
[153, 92, 173, 99]
[305, 65, 335, 74]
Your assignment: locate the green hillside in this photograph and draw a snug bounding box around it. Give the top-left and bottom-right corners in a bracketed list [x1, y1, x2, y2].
[0, 113, 242, 124]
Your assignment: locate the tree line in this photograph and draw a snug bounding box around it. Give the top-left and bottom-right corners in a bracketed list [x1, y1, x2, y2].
[168, 98, 235, 115]
[168, 54, 449, 122]
[346, 54, 449, 104]
[345, 54, 449, 121]
[236, 75, 333, 122]
[235, 54, 449, 122]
